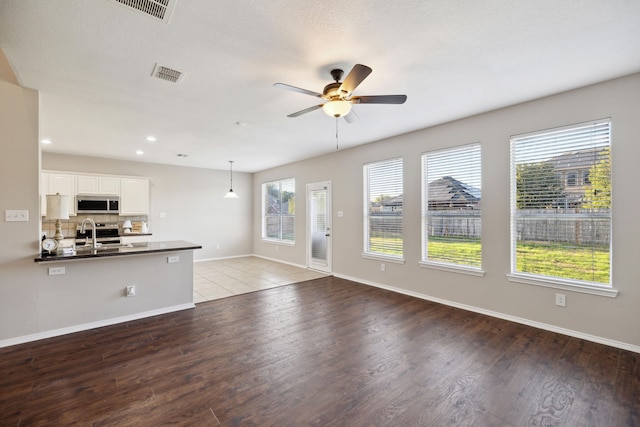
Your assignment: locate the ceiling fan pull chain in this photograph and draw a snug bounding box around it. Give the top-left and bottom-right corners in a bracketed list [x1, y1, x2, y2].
[335, 117, 339, 150]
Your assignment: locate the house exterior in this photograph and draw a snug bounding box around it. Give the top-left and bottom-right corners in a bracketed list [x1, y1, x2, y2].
[427, 176, 481, 210]
[548, 147, 608, 207]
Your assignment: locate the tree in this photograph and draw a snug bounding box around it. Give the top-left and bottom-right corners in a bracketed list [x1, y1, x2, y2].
[516, 162, 563, 209]
[374, 194, 392, 204]
[583, 148, 611, 209]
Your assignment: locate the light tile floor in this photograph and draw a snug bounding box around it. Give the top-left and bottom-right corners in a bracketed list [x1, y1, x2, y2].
[193, 256, 328, 303]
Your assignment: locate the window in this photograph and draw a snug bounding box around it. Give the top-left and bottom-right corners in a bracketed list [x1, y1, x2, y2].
[363, 158, 403, 260]
[510, 119, 612, 289]
[422, 143, 482, 271]
[262, 178, 295, 243]
[566, 172, 577, 186]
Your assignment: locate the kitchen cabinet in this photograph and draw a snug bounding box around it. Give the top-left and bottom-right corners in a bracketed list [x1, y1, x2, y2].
[41, 171, 149, 217]
[77, 175, 120, 195]
[120, 177, 149, 215]
[43, 173, 76, 216]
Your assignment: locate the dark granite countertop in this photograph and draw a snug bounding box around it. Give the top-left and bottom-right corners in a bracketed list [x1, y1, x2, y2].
[35, 240, 202, 263]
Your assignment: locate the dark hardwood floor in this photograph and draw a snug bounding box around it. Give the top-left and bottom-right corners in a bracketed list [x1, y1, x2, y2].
[1, 276, 638, 426]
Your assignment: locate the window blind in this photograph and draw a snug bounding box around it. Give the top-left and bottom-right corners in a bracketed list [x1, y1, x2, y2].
[363, 158, 403, 258]
[263, 178, 295, 242]
[422, 143, 482, 267]
[510, 119, 611, 285]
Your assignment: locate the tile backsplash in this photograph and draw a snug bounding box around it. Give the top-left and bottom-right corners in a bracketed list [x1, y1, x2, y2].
[42, 214, 148, 239]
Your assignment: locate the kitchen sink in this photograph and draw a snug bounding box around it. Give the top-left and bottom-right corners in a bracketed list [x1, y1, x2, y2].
[74, 246, 120, 255]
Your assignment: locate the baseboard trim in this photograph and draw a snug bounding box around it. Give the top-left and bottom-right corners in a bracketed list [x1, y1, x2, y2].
[252, 254, 308, 270]
[195, 254, 253, 263]
[0, 303, 195, 349]
[333, 273, 640, 354]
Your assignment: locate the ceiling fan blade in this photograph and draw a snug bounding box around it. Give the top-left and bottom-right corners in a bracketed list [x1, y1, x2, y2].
[286, 104, 323, 118]
[274, 83, 323, 98]
[339, 64, 372, 97]
[343, 109, 359, 124]
[351, 95, 407, 104]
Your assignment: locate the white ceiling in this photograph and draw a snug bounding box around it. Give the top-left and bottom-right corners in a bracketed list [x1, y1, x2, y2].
[1, 0, 639, 173]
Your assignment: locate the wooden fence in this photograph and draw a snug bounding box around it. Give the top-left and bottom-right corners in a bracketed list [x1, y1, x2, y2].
[515, 209, 610, 245]
[370, 209, 610, 245]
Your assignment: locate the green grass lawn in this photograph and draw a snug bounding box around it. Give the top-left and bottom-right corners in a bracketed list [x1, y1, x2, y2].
[427, 237, 482, 267]
[516, 241, 610, 284]
[369, 236, 609, 284]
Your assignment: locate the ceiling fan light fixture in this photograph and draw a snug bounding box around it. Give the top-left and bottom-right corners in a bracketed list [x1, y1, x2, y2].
[322, 100, 352, 118]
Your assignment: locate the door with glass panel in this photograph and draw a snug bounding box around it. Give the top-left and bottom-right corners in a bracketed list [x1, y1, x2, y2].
[307, 181, 332, 273]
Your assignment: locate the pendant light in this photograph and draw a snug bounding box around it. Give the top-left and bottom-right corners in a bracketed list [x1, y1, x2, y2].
[224, 160, 239, 198]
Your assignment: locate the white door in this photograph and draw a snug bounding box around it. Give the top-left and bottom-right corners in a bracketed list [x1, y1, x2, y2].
[307, 181, 332, 273]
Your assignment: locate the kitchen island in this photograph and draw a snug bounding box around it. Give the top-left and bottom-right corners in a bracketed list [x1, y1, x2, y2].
[35, 240, 201, 262]
[8, 241, 203, 348]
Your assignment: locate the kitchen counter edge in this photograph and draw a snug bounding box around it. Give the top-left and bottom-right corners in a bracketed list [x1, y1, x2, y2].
[35, 241, 202, 263]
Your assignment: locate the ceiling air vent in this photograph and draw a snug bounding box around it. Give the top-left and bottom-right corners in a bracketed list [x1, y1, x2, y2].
[151, 64, 183, 83]
[110, 0, 176, 22]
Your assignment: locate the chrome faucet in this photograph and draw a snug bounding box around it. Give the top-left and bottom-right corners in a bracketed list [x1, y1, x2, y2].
[80, 218, 98, 249]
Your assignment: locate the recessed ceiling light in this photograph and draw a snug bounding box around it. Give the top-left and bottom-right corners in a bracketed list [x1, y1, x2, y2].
[136, 150, 144, 155]
[146, 136, 157, 142]
[41, 139, 52, 144]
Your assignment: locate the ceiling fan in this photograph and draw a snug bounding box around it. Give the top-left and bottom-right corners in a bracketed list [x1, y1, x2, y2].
[274, 64, 407, 122]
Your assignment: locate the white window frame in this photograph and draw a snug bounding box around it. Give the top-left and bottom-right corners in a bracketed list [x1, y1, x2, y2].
[261, 178, 295, 244]
[508, 119, 617, 297]
[362, 158, 405, 263]
[420, 143, 484, 276]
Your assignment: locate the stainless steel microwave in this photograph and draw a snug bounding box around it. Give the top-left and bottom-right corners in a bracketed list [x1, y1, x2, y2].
[76, 195, 119, 214]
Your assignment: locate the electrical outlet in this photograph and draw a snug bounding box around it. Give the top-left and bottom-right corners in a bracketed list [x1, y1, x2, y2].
[48, 266, 65, 275]
[167, 255, 179, 263]
[380, 263, 386, 272]
[126, 286, 136, 297]
[555, 293, 566, 307]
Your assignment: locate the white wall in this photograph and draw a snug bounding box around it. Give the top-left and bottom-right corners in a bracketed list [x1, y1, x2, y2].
[3, 65, 638, 350]
[42, 153, 253, 260]
[0, 79, 42, 342]
[0, 71, 253, 344]
[253, 73, 640, 350]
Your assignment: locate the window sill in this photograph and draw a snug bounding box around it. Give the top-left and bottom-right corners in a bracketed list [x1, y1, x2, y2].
[419, 261, 485, 277]
[507, 273, 618, 298]
[362, 253, 405, 264]
[261, 239, 295, 246]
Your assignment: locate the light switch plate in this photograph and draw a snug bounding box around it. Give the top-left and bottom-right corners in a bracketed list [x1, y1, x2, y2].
[5, 210, 29, 222]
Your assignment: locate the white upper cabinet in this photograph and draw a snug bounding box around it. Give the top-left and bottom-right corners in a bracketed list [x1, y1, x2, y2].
[77, 175, 120, 195]
[120, 177, 149, 215]
[47, 173, 77, 216]
[42, 171, 149, 217]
